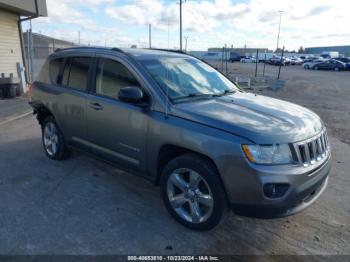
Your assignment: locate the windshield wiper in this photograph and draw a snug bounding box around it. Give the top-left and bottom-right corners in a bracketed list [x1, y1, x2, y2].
[212, 89, 236, 97]
[171, 93, 214, 102]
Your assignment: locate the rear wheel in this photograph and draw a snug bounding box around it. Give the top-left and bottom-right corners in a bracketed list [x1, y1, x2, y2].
[160, 154, 227, 231]
[42, 116, 70, 160]
[305, 65, 310, 69]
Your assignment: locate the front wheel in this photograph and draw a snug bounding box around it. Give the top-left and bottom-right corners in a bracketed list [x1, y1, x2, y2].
[42, 116, 70, 160]
[160, 154, 227, 231]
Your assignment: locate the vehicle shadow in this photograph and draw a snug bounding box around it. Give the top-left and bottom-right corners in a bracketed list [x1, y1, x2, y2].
[0, 137, 310, 255]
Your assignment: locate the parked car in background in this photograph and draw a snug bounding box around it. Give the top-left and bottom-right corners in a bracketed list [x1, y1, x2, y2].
[229, 54, 245, 62]
[267, 57, 290, 66]
[302, 59, 327, 70]
[29, 47, 331, 230]
[289, 57, 303, 65]
[312, 59, 346, 71]
[335, 57, 350, 63]
[302, 57, 319, 63]
[320, 51, 339, 59]
[240, 56, 257, 63]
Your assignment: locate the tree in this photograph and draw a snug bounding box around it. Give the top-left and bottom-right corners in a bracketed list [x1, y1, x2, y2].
[298, 46, 305, 54]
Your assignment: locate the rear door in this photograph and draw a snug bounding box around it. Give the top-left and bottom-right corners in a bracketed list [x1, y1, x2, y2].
[55, 55, 93, 150]
[86, 56, 150, 172]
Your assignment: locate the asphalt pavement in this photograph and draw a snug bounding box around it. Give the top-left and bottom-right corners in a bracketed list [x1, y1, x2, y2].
[0, 95, 349, 255]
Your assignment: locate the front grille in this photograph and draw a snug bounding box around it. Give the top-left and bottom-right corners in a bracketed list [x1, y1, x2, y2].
[292, 129, 330, 167]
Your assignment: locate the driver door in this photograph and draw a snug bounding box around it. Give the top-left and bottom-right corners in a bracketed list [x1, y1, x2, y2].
[86, 57, 149, 172]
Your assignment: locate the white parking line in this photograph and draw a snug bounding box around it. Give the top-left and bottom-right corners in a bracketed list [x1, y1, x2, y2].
[0, 111, 33, 127]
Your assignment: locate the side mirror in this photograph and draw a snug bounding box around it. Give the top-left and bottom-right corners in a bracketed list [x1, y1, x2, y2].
[118, 86, 144, 104]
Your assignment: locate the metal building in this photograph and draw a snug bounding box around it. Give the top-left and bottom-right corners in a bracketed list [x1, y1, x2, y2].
[305, 46, 350, 57]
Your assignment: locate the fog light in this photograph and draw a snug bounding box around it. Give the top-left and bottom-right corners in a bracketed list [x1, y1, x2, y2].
[263, 183, 289, 198]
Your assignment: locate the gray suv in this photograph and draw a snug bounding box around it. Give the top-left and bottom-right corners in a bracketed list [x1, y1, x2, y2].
[30, 47, 331, 230]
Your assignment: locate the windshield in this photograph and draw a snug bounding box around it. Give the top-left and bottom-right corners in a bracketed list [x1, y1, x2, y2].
[139, 57, 238, 101]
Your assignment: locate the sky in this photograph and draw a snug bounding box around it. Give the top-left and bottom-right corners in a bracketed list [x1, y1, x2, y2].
[23, 0, 350, 51]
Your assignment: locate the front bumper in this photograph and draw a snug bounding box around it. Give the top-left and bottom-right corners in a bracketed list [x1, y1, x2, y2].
[222, 154, 331, 219]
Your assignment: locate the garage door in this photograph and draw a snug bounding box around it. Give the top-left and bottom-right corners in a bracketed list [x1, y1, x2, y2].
[0, 9, 22, 77]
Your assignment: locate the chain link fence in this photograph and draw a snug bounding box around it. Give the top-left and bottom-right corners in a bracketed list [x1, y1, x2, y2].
[23, 31, 76, 81]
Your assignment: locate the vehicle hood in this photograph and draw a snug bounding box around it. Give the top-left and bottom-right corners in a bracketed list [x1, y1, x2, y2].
[171, 92, 323, 144]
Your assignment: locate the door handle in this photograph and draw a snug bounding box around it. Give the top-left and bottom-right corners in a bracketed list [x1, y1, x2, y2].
[89, 102, 103, 110]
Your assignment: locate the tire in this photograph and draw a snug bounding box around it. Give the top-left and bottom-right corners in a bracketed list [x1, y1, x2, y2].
[160, 153, 227, 231]
[305, 65, 309, 69]
[314, 66, 319, 70]
[334, 67, 339, 71]
[42, 116, 70, 160]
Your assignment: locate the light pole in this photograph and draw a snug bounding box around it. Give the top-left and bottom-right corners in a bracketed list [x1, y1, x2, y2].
[276, 10, 284, 53]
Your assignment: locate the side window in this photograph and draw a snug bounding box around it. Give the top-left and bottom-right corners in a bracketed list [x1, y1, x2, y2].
[49, 58, 64, 84]
[62, 57, 91, 91]
[95, 58, 140, 99]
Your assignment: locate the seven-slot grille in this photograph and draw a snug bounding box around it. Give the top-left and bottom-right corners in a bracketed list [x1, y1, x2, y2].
[293, 129, 330, 167]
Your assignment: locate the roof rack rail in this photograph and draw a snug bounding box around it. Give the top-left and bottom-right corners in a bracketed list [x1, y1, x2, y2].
[147, 48, 186, 54]
[54, 46, 115, 53]
[54, 46, 86, 52]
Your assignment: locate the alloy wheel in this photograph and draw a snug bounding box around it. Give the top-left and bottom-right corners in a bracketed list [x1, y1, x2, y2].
[43, 122, 59, 156]
[167, 168, 214, 224]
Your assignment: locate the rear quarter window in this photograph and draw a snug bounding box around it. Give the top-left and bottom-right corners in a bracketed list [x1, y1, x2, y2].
[49, 58, 64, 84]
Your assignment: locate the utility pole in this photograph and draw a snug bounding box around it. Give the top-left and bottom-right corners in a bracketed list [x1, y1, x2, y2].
[276, 10, 284, 53]
[149, 24, 152, 48]
[179, 0, 185, 51]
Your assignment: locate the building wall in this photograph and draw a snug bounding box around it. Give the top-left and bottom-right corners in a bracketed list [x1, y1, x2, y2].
[305, 46, 350, 56]
[0, 9, 22, 77]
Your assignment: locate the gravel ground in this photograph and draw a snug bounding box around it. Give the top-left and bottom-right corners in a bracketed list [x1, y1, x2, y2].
[0, 64, 349, 256]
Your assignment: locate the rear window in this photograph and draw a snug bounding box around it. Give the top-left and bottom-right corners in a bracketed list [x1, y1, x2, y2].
[62, 57, 91, 91]
[49, 58, 64, 84]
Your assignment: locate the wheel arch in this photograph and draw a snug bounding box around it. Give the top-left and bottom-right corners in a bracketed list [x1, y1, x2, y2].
[155, 144, 228, 205]
[31, 103, 53, 126]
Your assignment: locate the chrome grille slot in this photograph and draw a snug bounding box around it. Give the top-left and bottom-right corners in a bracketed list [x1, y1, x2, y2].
[293, 129, 330, 167]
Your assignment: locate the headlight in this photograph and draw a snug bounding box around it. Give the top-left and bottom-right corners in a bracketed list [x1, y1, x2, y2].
[242, 144, 293, 164]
